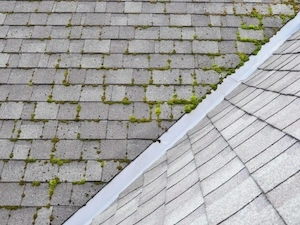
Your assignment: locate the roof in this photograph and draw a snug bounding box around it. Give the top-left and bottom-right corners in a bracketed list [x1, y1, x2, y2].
[89, 28, 300, 225]
[0, 0, 299, 224]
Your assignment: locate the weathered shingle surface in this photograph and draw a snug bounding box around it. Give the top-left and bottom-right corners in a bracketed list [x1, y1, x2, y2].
[0, 0, 299, 224]
[91, 29, 300, 225]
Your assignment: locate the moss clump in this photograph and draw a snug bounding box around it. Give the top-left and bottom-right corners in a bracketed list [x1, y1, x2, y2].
[117, 165, 123, 171]
[49, 177, 60, 198]
[25, 158, 36, 163]
[50, 155, 71, 166]
[121, 97, 131, 105]
[100, 160, 105, 168]
[51, 137, 59, 144]
[184, 95, 199, 113]
[209, 84, 218, 91]
[32, 181, 41, 186]
[155, 103, 161, 118]
[72, 179, 86, 185]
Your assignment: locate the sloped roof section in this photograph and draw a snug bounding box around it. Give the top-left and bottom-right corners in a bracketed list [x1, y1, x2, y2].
[90, 26, 300, 225]
[0, 0, 299, 224]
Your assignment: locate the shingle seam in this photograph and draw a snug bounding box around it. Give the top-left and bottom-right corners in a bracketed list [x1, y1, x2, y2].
[175, 204, 205, 225]
[188, 125, 215, 143]
[116, 189, 142, 210]
[194, 144, 229, 169]
[115, 208, 138, 225]
[166, 179, 199, 204]
[248, 136, 297, 174]
[226, 98, 300, 142]
[214, 194, 271, 225]
[225, 118, 268, 148]
[185, 133, 209, 223]
[197, 155, 238, 182]
[115, 185, 142, 203]
[203, 166, 245, 198]
[139, 171, 166, 191]
[166, 167, 196, 191]
[242, 81, 300, 98]
[208, 111, 246, 132]
[167, 157, 194, 177]
[208, 104, 236, 124]
[258, 55, 297, 71]
[132, 203, 165, 225]
[265, 168, 300, 196]
[166, 145, 192, 165]
[207, 116, 288, 225]
[192, 130, 222, 153]
[143, 160, 166, 174]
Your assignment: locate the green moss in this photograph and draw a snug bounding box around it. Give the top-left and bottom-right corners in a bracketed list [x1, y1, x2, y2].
[19, 180, 26, 186]
[49, 177, 60, 198]
[47, 95, 53, 103]
[122, 97, 131, 105]
[75, 104, 81, 121]
[209, 83, 218, 91]
[50, 155, 71, 166]
[72, 179, 86, 185]
[100, 160, 105, 168]
[62, 69, 70, 86]
[117, 165, 123, 170]
[184, 94, 199, 113]
[32, 181, 41, 186]
[129, 115, 137, 123]
[241, 22, 262, 30]
[155, 103, 161, 118]
[25, 158, 37, 163]
[51, 137, 59, 144]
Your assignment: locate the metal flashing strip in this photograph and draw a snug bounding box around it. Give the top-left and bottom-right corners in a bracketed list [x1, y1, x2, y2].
[64, 12, 300, 225]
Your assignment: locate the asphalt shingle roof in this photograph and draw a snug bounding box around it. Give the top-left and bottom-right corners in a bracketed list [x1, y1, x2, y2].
[91, 28, 300, 225]
[0, 0, 299, 224]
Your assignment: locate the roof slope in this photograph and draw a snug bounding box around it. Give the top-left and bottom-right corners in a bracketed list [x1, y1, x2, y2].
[0, 0, 299, 224]
[91, 29, 300, 225]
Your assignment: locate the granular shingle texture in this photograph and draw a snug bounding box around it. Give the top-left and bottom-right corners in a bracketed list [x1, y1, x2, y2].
[91, 27, 300, 225]
[0, 0, 299, 224]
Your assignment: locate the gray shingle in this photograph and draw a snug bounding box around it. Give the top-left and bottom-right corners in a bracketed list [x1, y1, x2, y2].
[21, 183, 49, 206]
[7, 208, 36, 225]
[267, 172, 300, 225]
[194, 136, 228, 167]
[167, 149, 194, 177]
[252, 142, 300, 193]
[235, 125, 285, 163]
[284, 119, 300, 140]
[35, 207, 52, 225]
[144, 161, 167, 186]
[206, 177, 261, 225]
[197, 147, 236, 180]
[254, 95, 296, 120]
[0, 183, 24, 205]
[266, 98, 300, 130]
[164, 183, 204, 225]
[221, 194, 285, 225]
[228, 119, 266, 149]
[246, 135, 297, 173]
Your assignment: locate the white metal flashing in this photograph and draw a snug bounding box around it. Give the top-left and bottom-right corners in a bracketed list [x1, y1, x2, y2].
[64, 12, 300, 225]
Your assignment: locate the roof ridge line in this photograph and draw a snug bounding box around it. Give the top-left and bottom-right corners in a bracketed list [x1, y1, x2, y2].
[63, 12, 300, 225]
